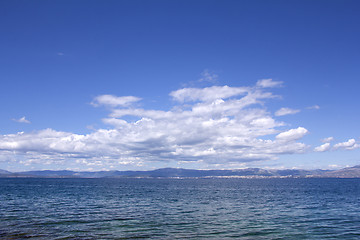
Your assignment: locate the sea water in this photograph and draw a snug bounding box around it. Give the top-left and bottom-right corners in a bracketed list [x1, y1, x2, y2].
[0, 178, 360, 239]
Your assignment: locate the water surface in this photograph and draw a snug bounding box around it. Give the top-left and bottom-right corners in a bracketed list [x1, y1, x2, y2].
[1, 178, 359, 239]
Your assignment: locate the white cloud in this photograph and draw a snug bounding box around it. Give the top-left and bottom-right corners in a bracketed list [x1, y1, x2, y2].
[275, 107, 300, 116]
[275, 127, 309, 142]
[182, 69, 219, 88]
[198, 69, 218, 84]
[170, 85, 249, 103]
[0, 81, 314, 169]
[12, 116, 31, 124]
[314, 143, 331, 152]
[333, 139, 359, 150]
[256, 79, 283, 88]
[307, 105, 320, 110]
[321, 137, 334, 143]
[91, 95, 141, 107]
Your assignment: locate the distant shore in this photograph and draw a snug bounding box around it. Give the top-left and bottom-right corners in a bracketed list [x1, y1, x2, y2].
[1, 165, 360, 178]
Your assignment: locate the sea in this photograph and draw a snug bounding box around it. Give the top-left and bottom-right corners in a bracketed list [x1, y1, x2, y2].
[0, 178, 359, 239]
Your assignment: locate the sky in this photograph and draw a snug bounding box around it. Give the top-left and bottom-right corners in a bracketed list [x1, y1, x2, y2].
[1, 0, 360, 172]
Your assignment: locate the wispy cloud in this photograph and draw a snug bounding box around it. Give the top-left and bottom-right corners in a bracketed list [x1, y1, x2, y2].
[170, 85, 250, 103]
[198, 69, 218, 84]
[183, 69, 219, 87]
[275, 107, 301, 116]
[91, 95, 141, 107]
[321, 137, 334, 143]
[256, 79, 283, 88]
[307, 105, 320, 110]
[12, 116, 31, 124]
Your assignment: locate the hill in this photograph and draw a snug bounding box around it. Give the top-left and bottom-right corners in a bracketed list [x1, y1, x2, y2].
[319, 165, 360, 178]
[0, 169, 11, 175]
[1, 165, 360, 178]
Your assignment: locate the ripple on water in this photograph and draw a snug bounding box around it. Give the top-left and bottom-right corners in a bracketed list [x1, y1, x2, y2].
[1, 178, 360, 239]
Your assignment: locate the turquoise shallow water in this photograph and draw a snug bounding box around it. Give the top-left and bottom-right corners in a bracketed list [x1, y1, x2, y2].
[0, 178, 360, 239]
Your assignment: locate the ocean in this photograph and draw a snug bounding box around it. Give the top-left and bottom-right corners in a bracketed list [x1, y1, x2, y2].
[0, 178, 359, 239]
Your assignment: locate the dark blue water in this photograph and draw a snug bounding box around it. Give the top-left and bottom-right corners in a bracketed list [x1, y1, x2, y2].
[0, 178, 360, 239]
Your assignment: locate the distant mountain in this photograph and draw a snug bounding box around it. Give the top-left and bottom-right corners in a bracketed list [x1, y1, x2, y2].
[0, 169, 11, 175]
[319, 165, 360, 178]
[0, 165, 359, 178]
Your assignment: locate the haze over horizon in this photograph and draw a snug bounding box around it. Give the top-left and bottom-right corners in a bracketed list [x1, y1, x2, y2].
[1, 0, 360, 172]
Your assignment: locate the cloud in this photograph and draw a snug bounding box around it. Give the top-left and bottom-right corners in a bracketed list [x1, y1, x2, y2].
[170, 85, 249, 103]
[275, 127, 308, 142]
[91, 95, 141, 107]
[198, 69, 218, 84]
[12, 116, 31, 124]
[275, 107, 301, 116]
[314, 138, 359, 152]
[183, 69, 219, 87]
[0, 80, 313, 169]
[333, 139, 359, 150]
[256, 79, 283, 88]
[314, 143, 331, 152]
[321, 137, 334, 143]
[307, 105, 320, 110]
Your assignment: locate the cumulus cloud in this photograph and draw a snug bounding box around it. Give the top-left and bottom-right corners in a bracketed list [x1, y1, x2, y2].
[0, 80, 313, 169]
[91, 95, 141, 107]
[12, 116, 31, 124]
[314, 143, 331, 152]
[333, 139, 360, 150]
[313, 138, 360, 152]
[275, 127, 308, 142]
[275, 107, 301, 116]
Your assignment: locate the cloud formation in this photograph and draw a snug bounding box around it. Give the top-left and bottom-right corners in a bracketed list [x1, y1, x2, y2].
[314, 138, 360, 152]
[91, 95, 141, 107]
[275, 107, 301, 116]
[333, 139, 359, 150]
[314, 143, 331, 152]
[275, 127, 308, 141]
[1, 79, 357, 169]
[307, 105, 320, 110]
[198, 69, 218, 84]
[12, 116, 31, 124]
[169, 85, 249, 103]
[321, 137, 334, 143]
[256, 79, 283, 88]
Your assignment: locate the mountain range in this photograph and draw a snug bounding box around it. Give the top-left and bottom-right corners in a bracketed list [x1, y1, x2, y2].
[1, 165, 360, 178]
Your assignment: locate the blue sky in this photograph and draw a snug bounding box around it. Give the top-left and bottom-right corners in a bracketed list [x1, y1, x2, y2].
[1, 0, 360, 171]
